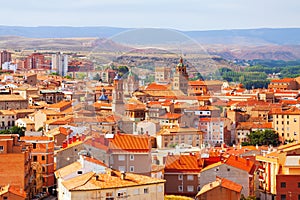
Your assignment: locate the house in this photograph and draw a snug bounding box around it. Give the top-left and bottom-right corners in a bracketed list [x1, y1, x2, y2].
[108, 133, 152, 176]
[199, 155, 256, 197]
[199, 117, 231, 145]
[0, 185, 27, 200]
[188, 80, 208, 96]
[0, 110, 16, 130]
[16, 118, 35, 131]
[271, 106, 300, 143]
[156, 127, 203, 148]
[21, 136, 55, 194]
[55, 139, 85, 169]
[0, 94, 28, 110]
[56, 169, 165, 200]
[55, 155, 108, 200]
[256, 142, 300, 200]
[268, 78, 298, 90]
[196, 177, 242, 200]
[164, 154, 202, 197]
[0, 134, 34, 199]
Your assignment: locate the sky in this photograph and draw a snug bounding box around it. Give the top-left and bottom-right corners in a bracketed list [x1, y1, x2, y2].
[0, 0, 300, 30]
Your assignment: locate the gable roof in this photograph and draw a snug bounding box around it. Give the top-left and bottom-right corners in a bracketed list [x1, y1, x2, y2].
[108, 133, 150, 153]
[196, 177, 242, 197]
[164, 154, 202, 173]
[224, 155, 255, 174]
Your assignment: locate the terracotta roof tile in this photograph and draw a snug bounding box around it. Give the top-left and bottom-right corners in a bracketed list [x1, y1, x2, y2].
[224, 155, 255, 174]
[164, 154, 202, 173]
[109, 133, 150, 153]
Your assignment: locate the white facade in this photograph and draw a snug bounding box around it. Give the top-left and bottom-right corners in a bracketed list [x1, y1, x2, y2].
[2, 62, 17, 73]
[52, 53, 68, 76]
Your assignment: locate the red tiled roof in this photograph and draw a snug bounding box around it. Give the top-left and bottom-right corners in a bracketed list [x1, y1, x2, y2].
[145, 83, 169, 91]
[188, 80, 206, 86]
[270, 78, 295, 83]
[164, 154, 202, 173]
[125, 103, 146, 111]
[109, 133, 150, 153]
[83, 156, 108, 167]
[224, 155, 255, 174]
[219, 177, 243, 193]
[159, 112, 182, 119]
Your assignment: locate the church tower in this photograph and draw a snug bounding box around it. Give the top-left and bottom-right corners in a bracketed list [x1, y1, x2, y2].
[173, 57, 189, 94]
[112, 73, 125, 115]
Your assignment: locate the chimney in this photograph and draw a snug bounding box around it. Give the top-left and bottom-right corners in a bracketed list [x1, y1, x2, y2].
[62, 140, 67, 148]
[246, 158, 250, 166]
[121, 172, 126, 180]
[95, 175, 99, 181]
[68, 137, 72, 144]
[235, 155, 238, 161]
[73, 135, 77, 143]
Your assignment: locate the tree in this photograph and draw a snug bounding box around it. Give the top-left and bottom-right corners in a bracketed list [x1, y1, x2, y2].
[243, 130, 279, 146]
[0, 126, 26, 137]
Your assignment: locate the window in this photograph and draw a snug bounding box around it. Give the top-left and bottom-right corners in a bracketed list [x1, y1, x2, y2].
[178, 174, 183, 180]
[33, 143, 36, 149]
[117, 191, 127, 198]
[187, 175, 194, 181]
[3, 197, 7, 200]
[298, 194, 300, 200]
[105, 192, 114, 200]
[281, 182, 286, 188]
[298, 182, 300, 188]
[227, 168, 230, 172]
[42, 155, 45, 160]
[118, 166, 125, 172]
[33, 156, 37, 162]
[187, 186, 194, 192]
[118, 155, 125, 161]
[281, 194, 286, 200]
[129, 166, 134, 172]
[144, 188, 149, 194]
[0, 146, 3, 151]
[178, 185, 183, 192]
[294, 118, 297, 122]
[130, 155, 134, 161]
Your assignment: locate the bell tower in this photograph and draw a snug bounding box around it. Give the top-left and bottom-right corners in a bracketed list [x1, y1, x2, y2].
[173, 57, 189, 94]
[112, 73, 125, 115]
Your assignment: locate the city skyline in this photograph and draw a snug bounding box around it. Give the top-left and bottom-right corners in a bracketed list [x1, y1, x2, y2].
[0, 0, 299, 31]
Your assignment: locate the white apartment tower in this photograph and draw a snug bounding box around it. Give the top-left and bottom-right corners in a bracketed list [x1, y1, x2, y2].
[51, 52, 68, 76]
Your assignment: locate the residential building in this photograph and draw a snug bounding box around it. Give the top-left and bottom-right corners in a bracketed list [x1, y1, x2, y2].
[271, 107, 300, 143]
[268, 78, 298, 90]
[188, 80, 208, 96]
[0, 185, 26, 200]
[199, 117, 231, 145]
[0, 110, 16, 130]
[56, 169, 165, 200]
[0, 95, 28, 110]
[156, 127, 203, 148]
[16, 118, 35, 131]
[199, 155, 256, 197]
[51, 52, 68, 76]
[24, 53, 46, 69]
[0, 134, 34, 199]
[164, 154, 202, 197]
[108, 133, 152, 176]
[0, 50, 12, 67]
[21, 136, 55, 194]
[195, 177, 242, 200]
[256, 142, 300, 200]
[2, 61, 17, 72]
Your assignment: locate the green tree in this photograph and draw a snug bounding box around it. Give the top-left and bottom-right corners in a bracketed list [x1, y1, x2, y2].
[243, 130, 279, 146]
[0, 126, 26, 137]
